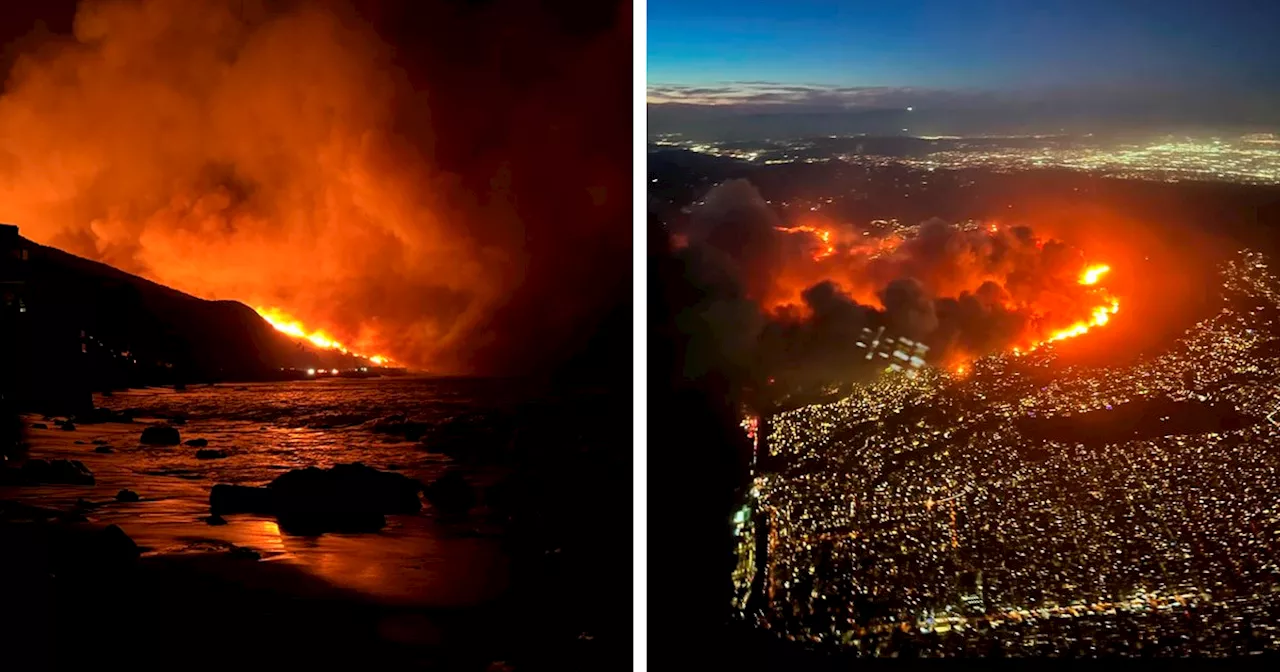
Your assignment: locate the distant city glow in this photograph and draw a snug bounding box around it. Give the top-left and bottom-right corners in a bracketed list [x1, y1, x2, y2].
[652, 134, 1280, 185]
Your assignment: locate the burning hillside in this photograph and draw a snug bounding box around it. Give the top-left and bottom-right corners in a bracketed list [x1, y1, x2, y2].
[668, 179, 1123, 387]
[0, 0, 630, 375]
[254, 307, 390, 365]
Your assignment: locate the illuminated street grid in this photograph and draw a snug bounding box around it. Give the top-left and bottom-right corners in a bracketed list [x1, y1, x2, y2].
[739, 250, 1280, 655]
[657, 136, 1280, 185]
[897, 140, 1280, 185]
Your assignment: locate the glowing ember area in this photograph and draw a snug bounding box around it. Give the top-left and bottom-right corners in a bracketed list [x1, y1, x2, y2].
[680, 180, 1137, 385]
[775, 224, 836, 260]
[255, 307, 391, 365]
[1080, 264, 1112, 286]
[1026, 267, 1121, 351]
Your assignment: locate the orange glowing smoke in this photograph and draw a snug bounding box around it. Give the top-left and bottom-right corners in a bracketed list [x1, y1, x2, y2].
[763, 214, 1122, 364]
[256, 306, 390, 365]
[775, 224, 836, 260]
[0, 0, 521, 372]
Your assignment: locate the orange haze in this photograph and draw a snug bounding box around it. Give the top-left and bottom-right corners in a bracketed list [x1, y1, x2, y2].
[762, 217, 1122, 365]
[0, 0, 630, 374]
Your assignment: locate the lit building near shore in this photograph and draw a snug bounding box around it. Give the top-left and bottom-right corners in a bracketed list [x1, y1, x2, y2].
[0, 224, 92, 416]
[0, 224, 29, 409]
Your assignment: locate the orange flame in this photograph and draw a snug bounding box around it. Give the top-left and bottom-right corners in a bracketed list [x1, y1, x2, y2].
[255, 306, 392, 366]
[1080, 264, 1111, 285]
[1027, 265, 1120, 350]
[775, 225, 836, 260]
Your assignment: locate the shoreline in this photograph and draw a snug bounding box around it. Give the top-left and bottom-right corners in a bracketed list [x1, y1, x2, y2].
[1, 415, 513, 669]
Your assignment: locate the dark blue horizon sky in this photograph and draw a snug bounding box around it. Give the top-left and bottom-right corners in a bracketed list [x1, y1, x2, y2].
[649, 0, 1280, 96]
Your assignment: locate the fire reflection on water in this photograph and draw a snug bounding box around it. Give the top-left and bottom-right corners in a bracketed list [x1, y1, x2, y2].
[11, 380, 521, 609]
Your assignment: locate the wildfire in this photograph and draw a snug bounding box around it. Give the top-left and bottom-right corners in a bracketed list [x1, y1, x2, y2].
[1028, 265, 1120, 350]
[775, 224, 836, 260]
[1080, 264, 1111, 286]
[255, 306, 391, 366]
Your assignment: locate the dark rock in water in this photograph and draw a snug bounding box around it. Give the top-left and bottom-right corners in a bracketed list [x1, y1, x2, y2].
[0, 459, 96, 486]
[185, 438, 208, 448]
[210, 484, 273, 515]
[230, 546, 260, 561]
[91, 439, 109, 445]
[271, 462, 423, 513]
[76, 498, 100, 510]
[115, 489, 140, 503]
[94, 445, 114, 454]
[234, 386, 249, 391]
[31, 423, 48, 430]
[59, 421, 77, 431]
[209, 463, 423, 533]
[169, 416, 187, 426]
[205, 514, 227, 526]
[195, 449, 229, 460]
[53, 460, 95, 485]
[385, 463, 402, 471]
[75, 440, 87, 445]
[424, 470, 477, 515]
[140, 424, 181, 446]
[20, 458, 49, 474]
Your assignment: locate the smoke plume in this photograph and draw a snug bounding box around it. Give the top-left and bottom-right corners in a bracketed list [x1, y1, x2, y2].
[0, 0, 630, 374]
[669, 179, 1117, 387]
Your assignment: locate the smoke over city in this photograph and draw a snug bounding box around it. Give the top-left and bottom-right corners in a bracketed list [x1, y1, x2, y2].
[668, 179, 1119, 387]
[0, 0, 629, 374]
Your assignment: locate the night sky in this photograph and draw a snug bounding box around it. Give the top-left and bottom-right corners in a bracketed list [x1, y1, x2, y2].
[649, 0, 1280, 125]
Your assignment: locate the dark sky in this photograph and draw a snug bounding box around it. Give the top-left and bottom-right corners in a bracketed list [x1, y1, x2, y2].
[649, 0, 1280, 129]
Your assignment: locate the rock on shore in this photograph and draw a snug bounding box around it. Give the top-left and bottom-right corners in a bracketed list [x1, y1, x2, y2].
[140, 425, 181, 446]
[210, 463, 425, 533]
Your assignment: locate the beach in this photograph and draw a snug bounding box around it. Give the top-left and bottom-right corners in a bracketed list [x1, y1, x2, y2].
[1, 377, 629, 670]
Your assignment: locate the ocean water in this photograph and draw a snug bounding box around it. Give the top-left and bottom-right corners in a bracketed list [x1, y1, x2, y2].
[6, 376, 629, 639]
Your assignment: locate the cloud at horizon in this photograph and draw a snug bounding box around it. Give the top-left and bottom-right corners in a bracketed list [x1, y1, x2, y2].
[649, 0, 1280, 128]
[647, 82, 986, 110]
